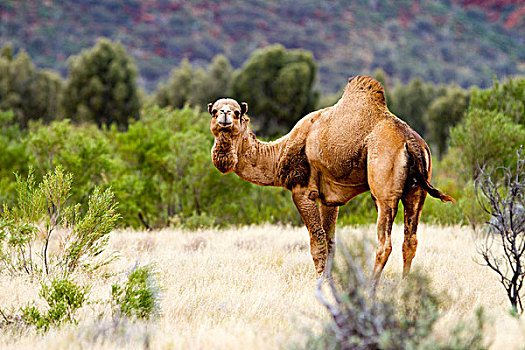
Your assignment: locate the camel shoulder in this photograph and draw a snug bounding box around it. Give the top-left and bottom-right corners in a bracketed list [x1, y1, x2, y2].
[277, 108, 330, 190]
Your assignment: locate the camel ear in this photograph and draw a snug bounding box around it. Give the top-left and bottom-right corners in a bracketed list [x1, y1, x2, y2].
[240, 102, 248, 116]
[207, 103, 214, 115]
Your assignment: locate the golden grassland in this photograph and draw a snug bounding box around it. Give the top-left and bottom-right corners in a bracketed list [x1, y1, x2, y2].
[1, 224, 524, 349]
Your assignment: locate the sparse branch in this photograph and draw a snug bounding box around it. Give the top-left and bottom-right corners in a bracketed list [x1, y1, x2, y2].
[475, 148, 525, 313]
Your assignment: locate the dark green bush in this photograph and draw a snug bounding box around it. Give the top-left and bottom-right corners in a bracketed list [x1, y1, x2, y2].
[111, 265, 160, 320]
[61, 38, 140, 128]
[20, 277, 88, 331]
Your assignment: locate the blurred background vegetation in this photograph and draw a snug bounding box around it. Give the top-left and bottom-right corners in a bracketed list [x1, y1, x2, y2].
[0, 0, 523, 92]
[0, 0, 524, 229]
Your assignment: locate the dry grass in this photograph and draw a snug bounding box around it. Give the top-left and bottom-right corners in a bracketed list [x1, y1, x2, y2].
[1, 224, 524, 349]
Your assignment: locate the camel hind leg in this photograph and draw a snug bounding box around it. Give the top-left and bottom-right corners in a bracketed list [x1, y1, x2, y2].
[367, 142, 409, 283]
[372, 198, 399, 282]
[401, 186, 427, 277]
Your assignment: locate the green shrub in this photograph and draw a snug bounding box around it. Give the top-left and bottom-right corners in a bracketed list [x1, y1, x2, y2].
[0, 166, 120, 276]
[0, 110, 30, 206]
[28, 119, 117, 206]
[469, 76, 524, 126]
[111, 265, 160, 320]
[303, 242, 488, 350]
[62, 186, 120, 273]
[20, 277, 87, 331]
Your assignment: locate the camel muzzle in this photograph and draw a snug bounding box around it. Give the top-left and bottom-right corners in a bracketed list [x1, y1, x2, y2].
[217, 111, 233, 127]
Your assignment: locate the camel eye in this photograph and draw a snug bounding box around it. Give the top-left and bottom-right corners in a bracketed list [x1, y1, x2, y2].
[212, 109, 217, 117]
[234, 111, 240, 119]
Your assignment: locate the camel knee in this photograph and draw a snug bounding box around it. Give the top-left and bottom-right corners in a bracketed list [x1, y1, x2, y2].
[402, 236, 418, 276]
[402, 236, 417, 260]
[309, 228, 328, 273]
[375, 241, 392, 267]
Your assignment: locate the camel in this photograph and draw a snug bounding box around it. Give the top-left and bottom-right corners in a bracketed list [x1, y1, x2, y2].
[208, 76, 453, 282]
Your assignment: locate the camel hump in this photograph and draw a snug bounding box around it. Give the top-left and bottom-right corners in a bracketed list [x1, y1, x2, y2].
[346, 76, 386, 106]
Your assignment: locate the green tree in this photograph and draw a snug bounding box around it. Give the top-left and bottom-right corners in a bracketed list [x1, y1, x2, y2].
[152, 58, 193, 109]
[62, 39, 140, 128]
[153, 54, 234, 111]
[189, 54, 234, 108]
[446, 109, 525, 183]
[0, 44, 62, 127]
[442, 78, 525, 227]
[469, 76, 525, 126]
[424, 85, 469, 158]
[389, 78, 445, 137]
[0, 110, 30, 205]
[231, 44, 318, 137]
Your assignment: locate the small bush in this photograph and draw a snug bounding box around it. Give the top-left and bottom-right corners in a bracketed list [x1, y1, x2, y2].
[304, 241, 488, 350]
[111, 265, 160, 320]
[0, 167, 120, 276]
[20, 277, 87, 331]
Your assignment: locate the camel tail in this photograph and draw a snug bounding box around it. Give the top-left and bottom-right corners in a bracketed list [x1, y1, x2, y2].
[405, 143, 455, 203]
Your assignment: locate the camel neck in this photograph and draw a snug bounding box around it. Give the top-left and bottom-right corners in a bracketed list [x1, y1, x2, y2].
[233, 130, 287, 187]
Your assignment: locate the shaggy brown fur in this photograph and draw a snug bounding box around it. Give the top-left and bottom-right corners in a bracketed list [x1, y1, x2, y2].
[277, 144, 310, 190]
[208, 76, 453, 282]
[211, 132, 237, 173]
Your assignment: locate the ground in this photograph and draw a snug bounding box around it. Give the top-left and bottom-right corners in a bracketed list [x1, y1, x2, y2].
[1, 224, 524, 349]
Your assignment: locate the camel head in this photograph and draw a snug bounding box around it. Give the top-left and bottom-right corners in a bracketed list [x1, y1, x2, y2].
[208, 98, 248, 137]
[208, 98, 249, 173]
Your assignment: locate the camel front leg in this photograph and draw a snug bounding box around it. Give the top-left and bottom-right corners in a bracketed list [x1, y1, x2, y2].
[320, 204, 339, 267]
[292, 189, 328, 275]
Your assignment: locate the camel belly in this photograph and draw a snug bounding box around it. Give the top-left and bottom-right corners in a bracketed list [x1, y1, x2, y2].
[317, 172, 369, 206]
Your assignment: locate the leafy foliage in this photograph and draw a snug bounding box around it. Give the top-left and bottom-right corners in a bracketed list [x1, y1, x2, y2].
[0, 110, 29, 205]
[446, 109, 525, 183]
[62, 39, 140, 128]
[424, 85, 469, 158]
[27, 119, 116, 204]
[153, 59, 194, 109]
[111, 265, 160, 320]
[153, 55, 234, 110]
[0, 44, 62, 127]
[20, 277, 88, 331]
[62, 187, 120, 273]
[469, 76, 525, 125]
[389, 77, 446, 137]
[442, 76, 525, 227]
[0, 167, 120, 276]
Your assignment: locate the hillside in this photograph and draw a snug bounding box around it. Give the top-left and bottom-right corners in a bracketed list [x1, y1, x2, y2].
[0, 0, 524, 93]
